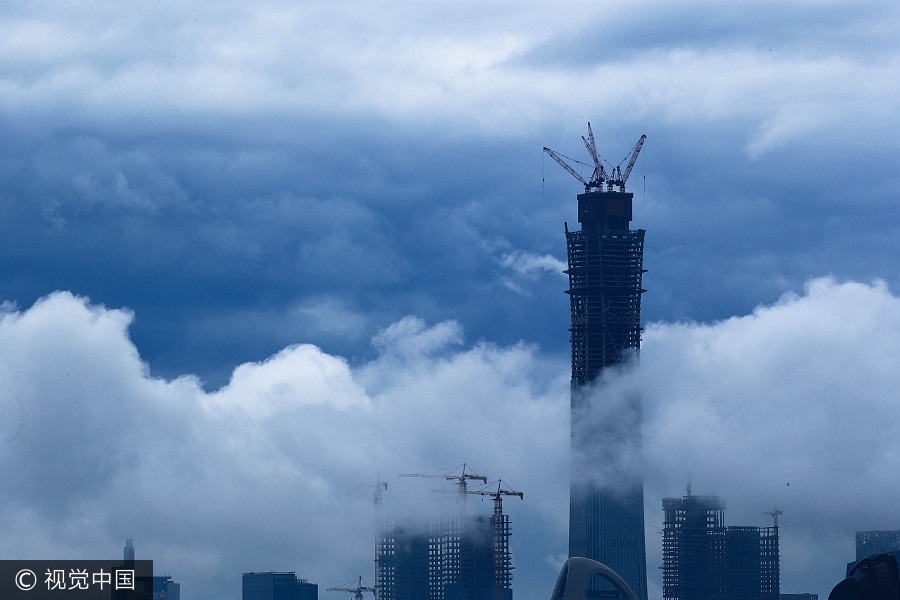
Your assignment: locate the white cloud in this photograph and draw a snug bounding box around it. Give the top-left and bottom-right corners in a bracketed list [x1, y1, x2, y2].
[497, 250, 567, 296]
[0, 292, 568, 599]
[499, 251, 567, 280]
[5, 279, 900, 598]
[640, 277, 900, 597]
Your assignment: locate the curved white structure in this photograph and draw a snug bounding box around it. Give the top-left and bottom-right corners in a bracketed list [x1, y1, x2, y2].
[550, 557, 640, 600]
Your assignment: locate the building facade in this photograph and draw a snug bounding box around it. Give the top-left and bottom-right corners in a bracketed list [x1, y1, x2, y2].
[662, 494, 726, 600]
[566, 187, 648, 600]
[242, 572, 318, 600]
[856, 530, 900, 560]
[151, 575, 182, 600]
[662, 494, 779, 600]
[725, 527, 779, 600]
[376, 512, 513, 600]
[377, 522, 431, 600]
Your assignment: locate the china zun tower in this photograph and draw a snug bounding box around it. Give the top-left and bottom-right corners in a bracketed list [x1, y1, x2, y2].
[545, 126, 648, 600]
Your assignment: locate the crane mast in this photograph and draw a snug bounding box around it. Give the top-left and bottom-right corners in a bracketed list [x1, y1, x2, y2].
[763, 507, 783, 528]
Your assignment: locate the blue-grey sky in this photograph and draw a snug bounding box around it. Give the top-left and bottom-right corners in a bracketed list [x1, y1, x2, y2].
[2, 2, 900, 599]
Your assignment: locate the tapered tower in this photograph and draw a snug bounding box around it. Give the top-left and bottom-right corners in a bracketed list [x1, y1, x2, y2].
[545, 126, 648, 600]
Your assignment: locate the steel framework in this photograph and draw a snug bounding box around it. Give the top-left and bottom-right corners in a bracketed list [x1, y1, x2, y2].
[565, 226, 645, 386]
[662, 496, 780, 600]
[662, 495, 726, 600]
[564, 188, 648, 600]
[377, 514, 513, 600]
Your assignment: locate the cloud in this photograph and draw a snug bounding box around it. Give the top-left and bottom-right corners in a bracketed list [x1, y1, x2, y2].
[640, 277, 900, 597]
[498, 250, 567, 280]
[5, 1, 898, 138]
[3, 3, 900, 599]
[496, 250, 567, 296]
[5, 278, 900, 598]
[0, 292, 569, 599]
[571, 366, 643, 492]
[745, 103, 835, 159]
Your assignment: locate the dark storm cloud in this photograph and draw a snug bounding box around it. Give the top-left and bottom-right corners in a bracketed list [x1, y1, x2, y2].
[516, 2, 898, 68]
[4, 2, 900, 599]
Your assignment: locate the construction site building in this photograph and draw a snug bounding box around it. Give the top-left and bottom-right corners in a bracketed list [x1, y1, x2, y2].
[544, 125, 650, 600]
[725, 526, 780, 600]
[662, 494, 727, 600]
[242, 572, 318, 600]
[662, 494, 780, 600]
[376, 512, 513, 600]
[566, 190, 648, 600]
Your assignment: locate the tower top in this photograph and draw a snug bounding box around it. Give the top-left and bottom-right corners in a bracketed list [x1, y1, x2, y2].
[576, 190, 633, 229]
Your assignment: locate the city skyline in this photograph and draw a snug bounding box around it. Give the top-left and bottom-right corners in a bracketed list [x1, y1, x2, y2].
[3, 2, 900, 600]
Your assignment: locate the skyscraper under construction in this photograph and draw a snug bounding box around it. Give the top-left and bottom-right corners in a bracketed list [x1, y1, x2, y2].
[377, 471, 521, 600]
[661, 492, 780, 600]
[545, 125, 648, 600]
[376, 513, 512, 600]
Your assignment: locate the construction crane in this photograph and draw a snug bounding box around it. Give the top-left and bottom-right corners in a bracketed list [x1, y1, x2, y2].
[544, 123, 646, 193]
[371, 472, 388, 507]
[441, 479, 523, 519]
[542, 146, 595, 193]
[456, 480, 524, 597]
[608, 134, 646, 192]
[400, 463, 487, 507]
[326, 576, 375, 600]
[763, 507, 783, 528]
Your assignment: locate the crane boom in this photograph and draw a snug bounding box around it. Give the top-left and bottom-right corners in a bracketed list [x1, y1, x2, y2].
[606, 134, 647, 192]
[400, 463, 487, 509]
[542, 147, 589, 191]
[581, 122, 611, 189]
[619, 134, 647, 187]
[582, 122, 600, 168]
[327, 576, 375, 600]
[400, 463, 486, 484]
[762, 507, 783, 528]
[432, 479, 523, 514]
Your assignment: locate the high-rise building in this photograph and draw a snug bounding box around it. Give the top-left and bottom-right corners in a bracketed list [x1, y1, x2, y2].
[550, 128, 648, 600]
[151, 575, 182, 600]
[662, 493, 780, 600]
[376, 511, 513, 600]
[376, 522, 431, 600]
[121, 537, 180, 600]
[757, 526, 780, 600]
[243, 572, 318, 600]
[855, 530, 900, 560]
[662, 494, 726, 600]
[725, 527, 779, 600]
